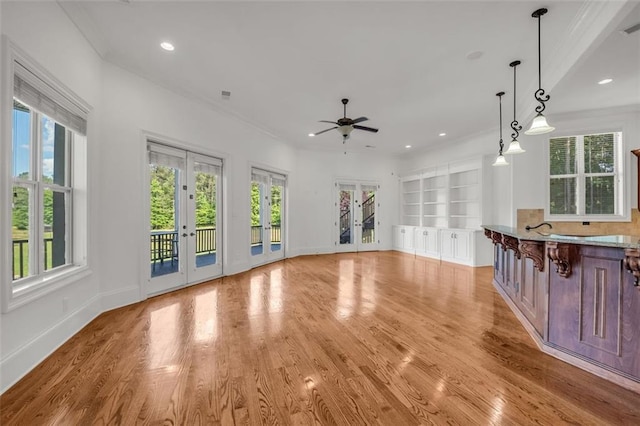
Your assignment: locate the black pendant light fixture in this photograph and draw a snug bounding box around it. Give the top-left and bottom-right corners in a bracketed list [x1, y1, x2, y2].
[525, 7, 555, 135]
[492, 92, 509, 167]
[504, 60, 525, 154]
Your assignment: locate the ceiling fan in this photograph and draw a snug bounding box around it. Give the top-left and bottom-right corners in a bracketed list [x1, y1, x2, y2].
[310, 98, 379, 143]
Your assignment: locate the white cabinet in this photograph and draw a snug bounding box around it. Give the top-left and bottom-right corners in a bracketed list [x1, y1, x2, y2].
[441, 229, 472, 263]
[392, 225, 415, 254]
[415, 227, 440, 259]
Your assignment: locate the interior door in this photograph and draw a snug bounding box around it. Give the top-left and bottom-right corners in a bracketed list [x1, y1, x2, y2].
[336, 182, 379, 252]
[250, 168, 286, 266]
[147, 143, 222, 295]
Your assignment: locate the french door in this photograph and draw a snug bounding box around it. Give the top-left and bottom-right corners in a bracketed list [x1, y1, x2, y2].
[336, 182, 379, 252]
[250, 168, 286, 266]
[147, 143, 222, 295]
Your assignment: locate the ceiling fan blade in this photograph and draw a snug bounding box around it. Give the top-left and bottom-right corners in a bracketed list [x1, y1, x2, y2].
[351, 117, 369, 124]
[312, 127, 338, 136]
[319, 120, 338, 125]
[353, 125, 379, 133]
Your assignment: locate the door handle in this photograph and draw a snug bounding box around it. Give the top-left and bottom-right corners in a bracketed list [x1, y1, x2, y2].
[182, 233, 188, 237]
[190, 232, 195, 236]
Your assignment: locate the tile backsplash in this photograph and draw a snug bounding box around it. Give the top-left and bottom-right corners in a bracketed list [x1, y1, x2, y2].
[517, 209, 640, 236]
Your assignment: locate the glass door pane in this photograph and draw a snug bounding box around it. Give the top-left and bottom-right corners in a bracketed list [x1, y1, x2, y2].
[251, 181, 264, 257]
[187, 154, 223, 282]
[194, 163, 218, 268]
[361, 189, 375, 244]
[149, 162, 181, 278]
[270, 182, 282, 253]
[339, 188, 354, 245]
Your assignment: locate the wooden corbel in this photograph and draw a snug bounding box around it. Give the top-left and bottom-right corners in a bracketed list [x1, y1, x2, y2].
[484, 228, 492, 240]
[503, 235, 521, 258]
[491, 231, 506, 250]
[623, 248, 640, 287]
[547, 242, 577, 278]
[519, 240, 545, 272]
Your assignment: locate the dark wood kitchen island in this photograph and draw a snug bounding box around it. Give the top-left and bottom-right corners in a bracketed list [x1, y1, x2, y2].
[483, 225, 640, 393]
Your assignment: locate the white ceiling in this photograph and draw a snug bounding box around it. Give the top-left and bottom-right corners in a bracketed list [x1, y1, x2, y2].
[59, 1, 640, 155]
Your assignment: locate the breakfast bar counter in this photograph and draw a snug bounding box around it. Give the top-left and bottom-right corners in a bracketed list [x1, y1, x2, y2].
[482, 225, 640, 393]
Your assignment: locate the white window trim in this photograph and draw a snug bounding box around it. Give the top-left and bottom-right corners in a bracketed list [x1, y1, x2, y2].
[544, 130, 630, 222]
[2, 37, 92, 313]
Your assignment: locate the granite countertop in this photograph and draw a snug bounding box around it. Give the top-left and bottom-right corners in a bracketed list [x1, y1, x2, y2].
[482, 224, 640, 249]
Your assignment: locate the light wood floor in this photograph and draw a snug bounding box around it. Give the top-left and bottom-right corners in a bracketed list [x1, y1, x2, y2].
[2, 252, 639, 425]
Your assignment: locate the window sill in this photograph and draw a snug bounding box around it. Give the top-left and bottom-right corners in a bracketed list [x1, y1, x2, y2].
[3, 264, 92, 313]
[545, 213, 631, 223]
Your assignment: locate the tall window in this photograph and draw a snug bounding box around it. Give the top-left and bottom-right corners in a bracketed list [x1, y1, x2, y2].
[548, 132, 624, 220]
[9, 59, 88, 298]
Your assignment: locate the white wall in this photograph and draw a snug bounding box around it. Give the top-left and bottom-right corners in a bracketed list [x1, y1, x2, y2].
[0, 1, 103, 393]
[290, 149, 398, 255]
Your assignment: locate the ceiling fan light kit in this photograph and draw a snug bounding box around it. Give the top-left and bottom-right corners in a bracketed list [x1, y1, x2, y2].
[310, 98, 379, 143]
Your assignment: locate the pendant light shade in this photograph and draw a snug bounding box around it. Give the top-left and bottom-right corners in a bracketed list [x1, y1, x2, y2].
[525, 8, 554, 136]
[492, 92, 509, 167]
[504, 60, 526, 155]
[504, 140, 526, 155]
[526, 113, 555, 135]
[492, 154, 509, 167]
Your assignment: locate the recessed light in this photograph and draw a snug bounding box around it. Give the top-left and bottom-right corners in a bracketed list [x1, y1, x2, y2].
[439, 132, 446, 137]
[466, 51, 483, 60]
[160, 42, 175, 51]
[405, 145, 412, 149]
[308, 133, 315, 137]
[598, 78, 613, 85]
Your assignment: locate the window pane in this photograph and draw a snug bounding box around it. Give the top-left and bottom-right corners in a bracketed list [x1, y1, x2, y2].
[12, 99, 31, 179]
[41, 115, 67, 185]
[43, 188, 68, 270]
[550, 177, 577, 215]
[12, 186, 32, 280]
[586, 176, 615, 215]
[584, 133, 614, 174]
[549, 137, 577, 175]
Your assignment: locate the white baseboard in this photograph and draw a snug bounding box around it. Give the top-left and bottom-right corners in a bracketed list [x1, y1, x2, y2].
[0, 295, 101, 394]
[100, 285, 141, 312]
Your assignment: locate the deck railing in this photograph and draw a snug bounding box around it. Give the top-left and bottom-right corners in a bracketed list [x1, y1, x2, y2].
[251, 225, 281, 245]
[12, 238, 54, 280]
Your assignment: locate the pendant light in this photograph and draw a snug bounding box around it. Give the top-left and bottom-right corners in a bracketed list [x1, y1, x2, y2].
[504, 60, 525, 154]
[492, 92, 509, 167]
[525, 8, 555, 135]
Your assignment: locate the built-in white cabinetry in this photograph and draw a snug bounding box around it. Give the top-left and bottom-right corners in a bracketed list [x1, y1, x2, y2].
[414, 227, 440, 258]
[394, 157, 492, 266]
[401, 178, 421, 226]
[440, 229, 472, 263]
[448, 162, 481, 229]
[421, 167, 448, 228]
[392, 225, 415, 254]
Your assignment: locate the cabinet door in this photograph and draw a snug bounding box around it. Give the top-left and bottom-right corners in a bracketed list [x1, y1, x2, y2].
[548, 246, 640, 378]
[426, 228, 439, 255]
[454, 230, 471, 261]
[518, 256, 545, 337]
[415, 228, 427, 254]
[440, 230, 455, 259]
[392, 226, 403, 249]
